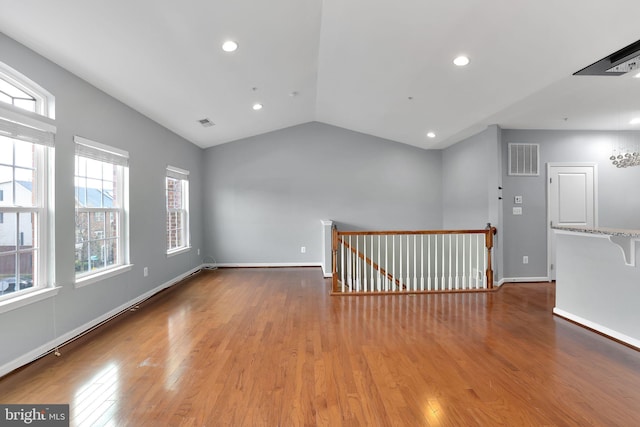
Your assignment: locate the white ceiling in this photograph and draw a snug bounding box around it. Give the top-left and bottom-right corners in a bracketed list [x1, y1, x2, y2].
[1, 0, 639, 149]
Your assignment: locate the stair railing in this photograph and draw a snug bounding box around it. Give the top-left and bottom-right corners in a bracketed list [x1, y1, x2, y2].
[332, 224, 497, 295]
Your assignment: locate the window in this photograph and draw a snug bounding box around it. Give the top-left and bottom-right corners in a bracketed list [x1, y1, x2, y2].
[0, 78, 36, 113]
[166, 166, 189, 255]
[0, 62, 53, 118]
[0, 63, 55, 304]
[74, 136, 129, 284]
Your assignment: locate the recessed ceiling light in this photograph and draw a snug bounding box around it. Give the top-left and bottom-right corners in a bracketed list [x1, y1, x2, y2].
[634, 72, 640, 78]
[427, 132, 436, 138]
[222, 40, 238, 52]
[453, 56, 470, 66]
[252, 103, 263, 111]
[630, 117, 640, 125]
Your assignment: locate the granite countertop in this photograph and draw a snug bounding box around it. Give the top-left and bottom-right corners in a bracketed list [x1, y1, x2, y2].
[552, 226, 640, 238]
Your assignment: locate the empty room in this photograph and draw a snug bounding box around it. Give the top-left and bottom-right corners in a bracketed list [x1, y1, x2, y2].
[1, 1, 640, 425]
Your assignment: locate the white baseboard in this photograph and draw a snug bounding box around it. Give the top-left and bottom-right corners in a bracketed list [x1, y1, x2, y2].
[0, 264, 205, 379]
[213, 262, 331, 277]
[215, 262, 324, 269]
[501, 276, 550, 283]
[553, 308, 640, 349]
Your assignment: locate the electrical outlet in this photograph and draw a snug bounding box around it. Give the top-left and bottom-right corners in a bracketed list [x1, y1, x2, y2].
[514, 195, 523, 204]
[301, 246, 306, 254]
[143, 267, 148, 277]
[523, 256, 529, 264]
[513, 207, 523, 215]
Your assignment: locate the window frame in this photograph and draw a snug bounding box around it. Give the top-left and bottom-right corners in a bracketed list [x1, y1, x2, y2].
[74, 136, 131, 287]
[166, 165, 190, 256]
[0, 139, 48, 301]
[0, 62, 54, 118]
[0, 62, 57, 312]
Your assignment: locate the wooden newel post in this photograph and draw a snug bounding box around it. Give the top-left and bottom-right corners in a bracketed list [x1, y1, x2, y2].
[332, 226, 340, 292]
[485, 223, 497, 289]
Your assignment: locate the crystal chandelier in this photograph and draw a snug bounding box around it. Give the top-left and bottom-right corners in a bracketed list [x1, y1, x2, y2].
[610, 149, 640, 168]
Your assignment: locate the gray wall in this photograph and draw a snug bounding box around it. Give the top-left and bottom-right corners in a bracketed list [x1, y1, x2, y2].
[501, 129, 640, 279]
[443, 125, 500, 229]
[442, 125, 503, 281]
[202, 122, 443, 264]
[0, 33, 204, 369]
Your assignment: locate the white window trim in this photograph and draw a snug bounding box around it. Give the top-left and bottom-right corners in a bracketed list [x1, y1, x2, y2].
[0, 61, 55, 119]
[74, 136, 130, 285]
[0, 286, 61, 315]
[166, 165, 190, 254]
[167, 246, 191, 258]
[0, 129, 54, 298]
[74, 264, 133, 288]
[0, 61, 56, 303]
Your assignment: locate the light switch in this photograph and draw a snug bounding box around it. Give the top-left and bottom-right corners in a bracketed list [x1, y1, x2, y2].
[513, 207, 523, 215]
[514, 195, 523, 204]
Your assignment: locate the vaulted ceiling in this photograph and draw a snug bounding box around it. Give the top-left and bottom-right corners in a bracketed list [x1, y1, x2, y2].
[1, 0, 639, 149]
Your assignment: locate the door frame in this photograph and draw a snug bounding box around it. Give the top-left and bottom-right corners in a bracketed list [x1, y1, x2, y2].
[546, 162, 598, 280]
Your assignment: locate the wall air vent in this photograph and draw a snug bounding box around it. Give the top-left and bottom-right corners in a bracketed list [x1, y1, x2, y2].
[574, 39, 640, 76]
[508, 143, 539, 176]
[197, 118, 215, 127]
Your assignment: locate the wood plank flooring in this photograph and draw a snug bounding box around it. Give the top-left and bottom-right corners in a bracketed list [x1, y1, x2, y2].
[1, 267, 640, 426]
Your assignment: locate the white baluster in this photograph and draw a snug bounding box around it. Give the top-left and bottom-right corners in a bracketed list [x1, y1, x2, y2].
[455, 234, 459, 290]
[399, 235, 403, 291]
[427, 234, 432, 291]
[405, 234, 411, 291]
[347, 236, 353, 290]
[385, 235, 389, 291]
[377, 235, 381, 291]
[468, 234, 473, 289]
[420, 235, 425, 291]
[392, 235, 396, 291]
[341, 238, 345, 292]
[363, 236, 368, 292]
[448, 234, 452, 290]
[413, 235, 417, 291]
[441, 235, 445, 291]
[356, 237, 360, 291]
[476, 234, 480, 289]
[371, 235, 375, 291]
[434, 234, 438, 290]
[483, 239, 488, 289]
[462, 234, 466, 290]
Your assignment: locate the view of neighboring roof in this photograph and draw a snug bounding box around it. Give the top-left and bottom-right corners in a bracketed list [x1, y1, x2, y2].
[0, 180, 113, 208]
[76, 187, 114, 208]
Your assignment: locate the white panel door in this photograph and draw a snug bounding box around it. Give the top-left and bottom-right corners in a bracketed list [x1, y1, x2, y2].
[548, 164, 597, 280]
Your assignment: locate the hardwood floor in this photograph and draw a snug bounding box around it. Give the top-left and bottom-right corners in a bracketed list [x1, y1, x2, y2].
[1, 268, 639, 426]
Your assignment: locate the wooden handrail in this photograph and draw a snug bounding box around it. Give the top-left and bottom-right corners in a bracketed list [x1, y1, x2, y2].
[337, 229, 491, 236]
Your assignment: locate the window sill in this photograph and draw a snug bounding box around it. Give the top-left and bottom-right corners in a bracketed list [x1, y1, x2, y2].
[167, 246, 191, 258]
[0, 286, 61, 315]
[75, 264, 134, 288]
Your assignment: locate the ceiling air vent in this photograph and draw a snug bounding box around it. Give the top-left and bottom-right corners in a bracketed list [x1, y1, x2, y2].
[197, 118, 215, 127]
[574, 39, 640, 76]
[508, 143, 539, 176]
